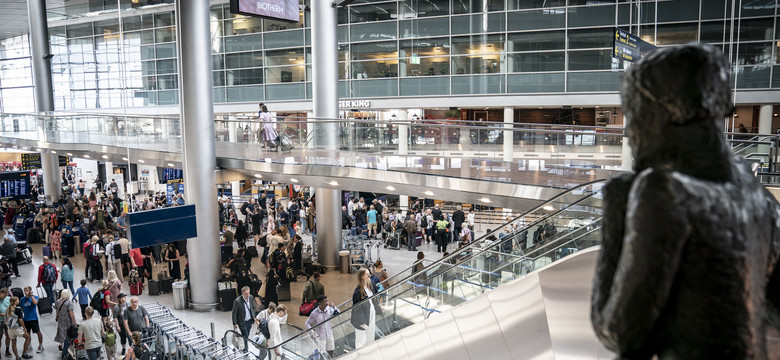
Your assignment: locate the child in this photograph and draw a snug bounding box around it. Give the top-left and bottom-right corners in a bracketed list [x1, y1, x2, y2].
[72, 279, 91, 321]
[104, 321, 116, 360]
[50, 230, 61, 260]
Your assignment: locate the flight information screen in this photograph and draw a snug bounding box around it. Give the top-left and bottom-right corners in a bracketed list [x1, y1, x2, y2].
[0, 171, 30, 200]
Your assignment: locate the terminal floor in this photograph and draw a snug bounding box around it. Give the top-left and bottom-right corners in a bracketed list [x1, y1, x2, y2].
[6, 231, 475, 360]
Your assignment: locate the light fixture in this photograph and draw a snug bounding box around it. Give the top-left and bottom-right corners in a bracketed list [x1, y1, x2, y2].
[66, 153, 72, 156]
[254, 174, 262, 178]
[386, 186, 395, 191]
[480, 197, 491, 203]
[35, 149, 40, 152]
[328, 180, 339, 186]
[102, 155, 108, 159]
[167, 163, 175, 167]
[12, 146, 17, 149]
[83, 155, 90, 158]
[138, 159, 145, 163]
[595, 105, 600, 108]
[22, 147, 27, 150]
[537, 106, 543, 109]
[543, 205, 554, 211]
[121, 157, 128, 161]
[290, 178, 298, 183]
[424, 190, 434, 196]
[51, 151, 57, 154]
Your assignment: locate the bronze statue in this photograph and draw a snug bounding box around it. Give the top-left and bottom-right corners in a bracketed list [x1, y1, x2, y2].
[591, 44, 780, 359]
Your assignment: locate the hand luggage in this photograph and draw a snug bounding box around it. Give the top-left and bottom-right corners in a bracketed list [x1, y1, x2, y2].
[26, 228, 38, 244]
[148, 280, 161, 296]
[42, 246, 51, 258]
[36, 286, 52, 314]
[129, 282, 143, 296]
[277, 133, 294, 152]
[219, 289, 235, 311]
[246, 246, 258, 258]
[415, 231, 423, 247]
[157, 271, 168, 281]
[10, 287, 23, 299]
[277, 281, 291, 302]
[217, 278, 237, 291]
[160, 277, 173, 293]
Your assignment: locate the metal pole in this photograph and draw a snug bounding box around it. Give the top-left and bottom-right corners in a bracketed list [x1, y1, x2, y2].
[312, 0, 342, 268]
[27, 0, 61, 204]
[175, 0, 220, 311]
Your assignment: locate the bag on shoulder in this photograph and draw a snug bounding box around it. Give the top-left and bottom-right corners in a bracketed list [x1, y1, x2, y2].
[299, 300, 317, 316]
[420, 216, 428, 228]
[258, 318, 271, 339]
[89, 291, 103, 310]
[42, 263, 57, 283]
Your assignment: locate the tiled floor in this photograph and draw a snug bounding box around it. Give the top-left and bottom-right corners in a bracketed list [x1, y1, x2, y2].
[6, 229, 483, 360]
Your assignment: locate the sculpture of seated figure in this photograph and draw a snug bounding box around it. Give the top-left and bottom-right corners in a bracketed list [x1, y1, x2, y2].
[591, 44, 780, 359]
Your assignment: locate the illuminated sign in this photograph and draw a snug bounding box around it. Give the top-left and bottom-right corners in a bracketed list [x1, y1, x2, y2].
[230, 0, 299, 23]
[612, 28, 656, 63]
[339, 100, 371, 108]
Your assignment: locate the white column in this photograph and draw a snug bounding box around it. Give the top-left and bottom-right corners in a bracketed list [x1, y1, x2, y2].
[399, 49, 407, 77]
[230, 180, 242, 222]
[398, 109, 408, 155]
[621, 114, 632, 171]
[759, 104, 773, 134]
[399, 195, 409, 212]
[503, 107, 514, 162]
[227, 121, 236, 142]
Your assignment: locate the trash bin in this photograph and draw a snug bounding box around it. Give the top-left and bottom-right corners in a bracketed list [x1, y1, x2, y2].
[172, 281, 188, 310]
[339, 251, 350, 274]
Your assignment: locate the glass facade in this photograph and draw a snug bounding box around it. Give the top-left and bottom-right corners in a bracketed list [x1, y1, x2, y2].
[2, 0, 780, 110]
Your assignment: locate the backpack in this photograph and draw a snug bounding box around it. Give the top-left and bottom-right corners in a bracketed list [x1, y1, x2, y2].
[105, 332, 116, 347]
[421, 216, 428, 228]
[89, 291, 103, 310]
[133, 344, 150, 360]
[112, 242, 122, 258]
[42, 263, 56, 283]
[258, 318, 271, 339]
[83, 242, 92, 259]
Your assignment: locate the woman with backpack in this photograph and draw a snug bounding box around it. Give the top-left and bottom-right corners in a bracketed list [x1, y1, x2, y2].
[123, 331, 148, 360]
[54, 289, 76, 358]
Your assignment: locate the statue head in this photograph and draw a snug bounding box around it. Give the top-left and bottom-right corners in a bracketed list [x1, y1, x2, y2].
[622, 44, 734, 173]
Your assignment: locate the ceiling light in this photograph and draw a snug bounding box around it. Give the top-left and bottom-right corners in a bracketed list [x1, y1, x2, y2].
[102, 155, 108, 159]
[66, 153, 72, 156]
[12, 146, 17, 149]
[595, 105, 600, 108]
[138, 159, 145, 163]
[386, 186, 395, 191]
[254, 174, 262, 178]
[480, 197, 491, 203]
[290, 178, 298, 183]
[537, 107, 543, 109]
[83, 155, 90, 158]
[122, 157, 128, 161]
[22, 147, 27, 150]
[51, 151, 57, 154]
[328, 180, 339, 186]
[543, 205, 554, 211]
[424, 190, 434, 196]
[167, 163, 174, 167]
[35, 149, 40, 152]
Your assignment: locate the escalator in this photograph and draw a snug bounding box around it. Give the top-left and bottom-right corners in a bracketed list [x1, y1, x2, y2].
[261, 180, 606, 359]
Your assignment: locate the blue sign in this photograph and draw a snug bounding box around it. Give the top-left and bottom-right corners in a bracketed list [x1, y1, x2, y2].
[178, 183, 184, 195]
[127, 204, 197, 248]
[166, 184, 174, 204]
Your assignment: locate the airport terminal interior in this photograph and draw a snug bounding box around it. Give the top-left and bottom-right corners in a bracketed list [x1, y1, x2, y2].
[0, 0, 779, 359]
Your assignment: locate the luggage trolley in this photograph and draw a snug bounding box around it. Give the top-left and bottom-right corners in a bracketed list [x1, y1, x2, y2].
[350, 247, 366, 272]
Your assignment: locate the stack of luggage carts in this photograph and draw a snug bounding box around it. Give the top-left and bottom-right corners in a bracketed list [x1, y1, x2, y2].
[144, 302, 255, 360]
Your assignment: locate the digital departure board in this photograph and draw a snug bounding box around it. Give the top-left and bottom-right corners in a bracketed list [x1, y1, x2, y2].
[20, 154, 41, 170]
[0, 171, 30, 200]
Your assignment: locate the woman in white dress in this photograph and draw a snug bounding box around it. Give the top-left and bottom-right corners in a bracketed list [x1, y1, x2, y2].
[258, 103, 276, 150]
[351, 268, 382, 348]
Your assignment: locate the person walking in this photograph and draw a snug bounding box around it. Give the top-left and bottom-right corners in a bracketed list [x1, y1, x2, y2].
[112, 293, 129, 356]
[19, 287, 43, 354]
[305, 295, 336, 358]
[366, 205, 378, 238]
[37, 256, 58, 302]
[73, 279, 92, 321]
[452, 206, 465, 244]
[0, 289, 11, 357]
[301, 272, 325, 304]
[6, 296, 31, 360]
[107, 271, 122, 308]
[267, 304, 288, 360]
[61, 257, 75, 295]
[78, 307, 105, 360]
[351, 268, 382, 349]
[404, 214, 418, 251]
[231, 286, 258, 339]
[54, 289, 76, 359]
[106, 236, 123, 283]
[259, 103, 276, 150]
[122, 297, 149, 334]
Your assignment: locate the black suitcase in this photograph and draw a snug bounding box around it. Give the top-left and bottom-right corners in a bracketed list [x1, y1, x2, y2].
[26, 228, 38, 244]
[160, 277, 173, 293]
[246, 246, 258, 258]
[36, 287, 52, 314]
[148, 280, 161, 295]
[11, 287, 23, 299]
[219, 289, 235, 311]
[277, 281, 291, 301]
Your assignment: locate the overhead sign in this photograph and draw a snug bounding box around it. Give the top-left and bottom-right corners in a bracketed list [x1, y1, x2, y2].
[612, 28, 656, 63]
[128, 204, 197, 248]
[0, 171, 30, 201]
[230, 0, 299, 22]
[21, 154, 41, 170]
[339, 100, 371, 108]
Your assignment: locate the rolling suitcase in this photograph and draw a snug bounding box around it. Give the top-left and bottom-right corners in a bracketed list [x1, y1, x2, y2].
[219, 289, 235, 311]
[36, 286, 52, 314]
[42, 246, 51, 258]
[160, 277, 173, 293]
[277, 281, 291, 302]
[148, 280, 161, 295]
[415, 231, 423, 247]
[277, 133, 293, 152]
[246, 246, 258, 258]
[129, 281, 143, 296]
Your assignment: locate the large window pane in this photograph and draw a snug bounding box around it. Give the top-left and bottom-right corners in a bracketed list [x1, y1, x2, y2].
[351, 41, 398, 60]
[155, 27, 176, 43]
[399, 57, 450, 76]
[507, 9, 566, 31]
[567, 5, 616, 28]
[700, 21, 730, 43]
[508, 31, 565, 51]
[226, 51, 263, 69]
[225, 69, 263, 85]
[66, 23, 93, 38]
[156, 43, 176, 58]
[351, 22, 397, 41]
[399, 37, 450, 57]
[400, 77, 450, 96]
[735, 42, 773, 65]
[227, 85, 263, 102]
[452, 55, 501, 74]
[568, 28, 613, 49]
[352, 79, 398, 97]
[508, 73, 564, 93]
[213, 71, 225, 86]
[351, 3, 397, 22]
[735, 66, 771, 88]
[452, 0, 504, 13]
[266, 65, 305, 83]
[155, 13, 175, 27]
[266, 83, 306, 100]
[567, 71, 622, 92]
[452, 35, 504, 55]
[351, 61, 398, 78]
[225, 34, 263, 52]
[451, 75, 504, 94]
[399, 17, 449, 38]
[157, 90, 178, 105]
[641, 23, 698, 46]
[773, 66, 780, 88]
[265, 49, 305, 67]
[399, 0, 449, 17]
[263, 30, 304, 49]
[740, 0, 777, 17]
[265, 17, 304, 31]
[657, 0, 699, 22]
[509, 52, 565, 72]
[94, 19, 120, 34]
[156, 59, 177, 74]
[738, 18, 775, 41]
[451, 13, 505, 34]
[508, 0, 565, 10]
[569, 50, 623, 71]
[702, 0, 731, 19]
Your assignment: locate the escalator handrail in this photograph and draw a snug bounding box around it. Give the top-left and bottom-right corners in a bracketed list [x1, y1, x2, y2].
[269, 179, 606, 351]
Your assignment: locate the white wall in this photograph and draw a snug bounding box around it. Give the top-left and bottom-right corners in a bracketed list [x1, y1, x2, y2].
[72, 157, 98, 192]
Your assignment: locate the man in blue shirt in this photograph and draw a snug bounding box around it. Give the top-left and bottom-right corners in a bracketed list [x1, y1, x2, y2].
[366, 205, 378, 238]
[20, 287, 43, 354]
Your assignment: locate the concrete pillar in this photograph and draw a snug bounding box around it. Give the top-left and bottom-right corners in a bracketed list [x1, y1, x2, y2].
[227, 121, 236, 142]
[175, 0, 220, 311]
[398, 109, 408, 155]
[27, 0, 61, 204]
[503, 107, 514, 162]
[621, 114, 632, 171]
[399, 195, 409, 212]
[230, 180, 242, 222]
[758, 104, 773, 164]
[399, 49, 407, 77]
[312, 0, 341, 268]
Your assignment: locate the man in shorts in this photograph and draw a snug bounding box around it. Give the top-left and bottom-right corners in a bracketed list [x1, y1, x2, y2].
[19, 287, 43, 354]
[0, 288, 11, 357]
